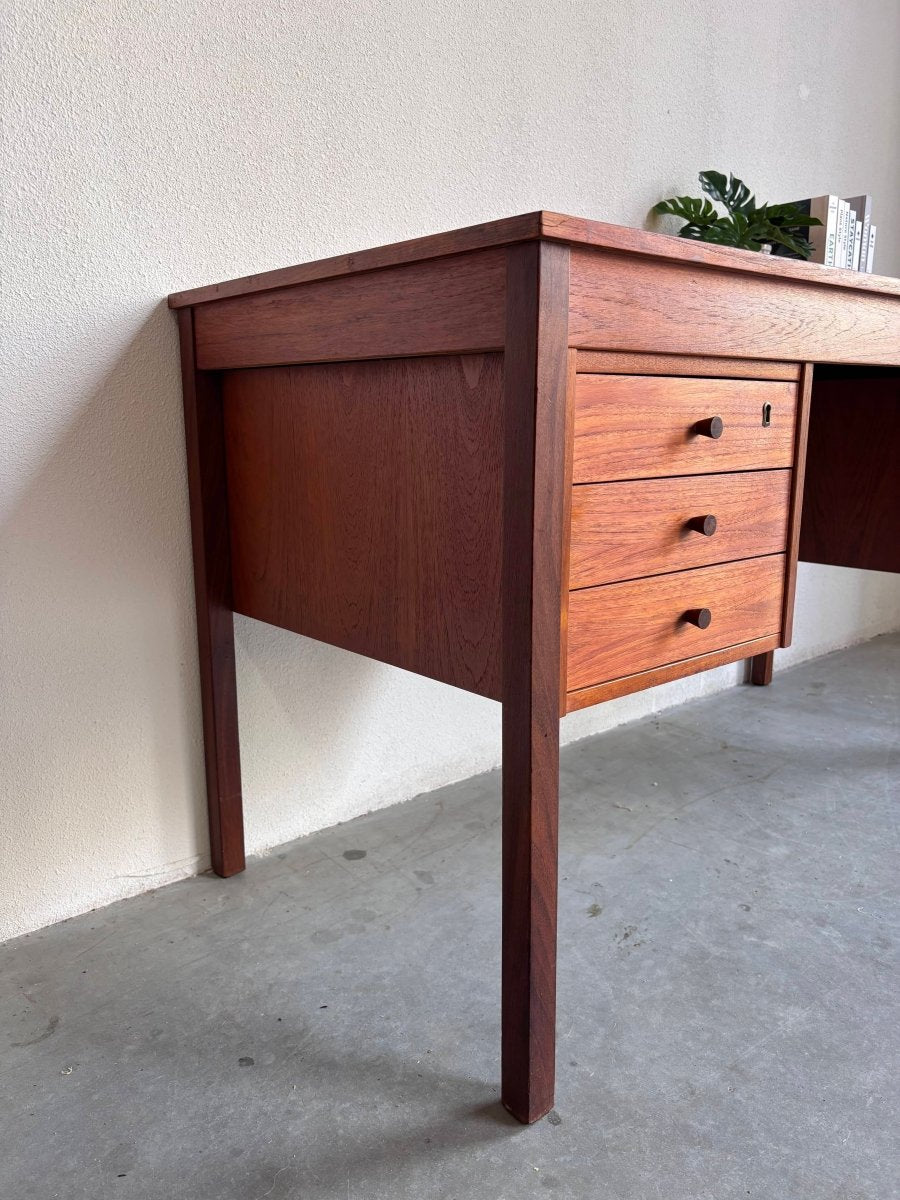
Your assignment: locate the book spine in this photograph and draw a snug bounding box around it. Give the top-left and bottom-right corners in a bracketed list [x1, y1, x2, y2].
[860, 209, 872, 270]
[834, 201, 847, 268]
[823, 195, 839, 266]
[852, 218, 863, 270]
[857, 201, 872, 271]
[844, 196, 873, 270]
[792, 196, 838, 264]
[866, 225, 877, 273]
[844, 206, 857, 268]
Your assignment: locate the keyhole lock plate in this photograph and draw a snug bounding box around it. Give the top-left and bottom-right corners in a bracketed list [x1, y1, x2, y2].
[762, 402, 772, 427]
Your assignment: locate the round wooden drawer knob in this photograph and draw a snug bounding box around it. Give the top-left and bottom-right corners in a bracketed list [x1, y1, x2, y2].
[687, 514, 718, 536]
[693, 415, 724, 439]
[684, 607, 712, 629]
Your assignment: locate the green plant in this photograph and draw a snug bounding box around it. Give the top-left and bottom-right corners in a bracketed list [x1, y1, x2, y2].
[652, 171, 822, 258]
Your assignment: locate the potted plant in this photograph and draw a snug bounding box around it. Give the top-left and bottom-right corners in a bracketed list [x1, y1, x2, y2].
[653, 170, 821, 258]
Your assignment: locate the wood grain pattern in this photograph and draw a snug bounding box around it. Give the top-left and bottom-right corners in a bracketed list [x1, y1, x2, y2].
[569, 470, 791, 588]
[168, 210, 900, 309]
[569, 248, 900, 365]
[799, 368, 900, 573]
[501, 241, 569, 1125]
[780, 363, 814, 643]
[566, 635, 780, 711]
[195, 249, 506, 370]
[169, 213, 544, 307]
[558, 350, 578, 714]
[223, 355, 504, 698]
[573, 374, 797, 483]
[540, 212, 900, 298]
[575, 351, 800, 381]
[566, 556, 785, 692]
[176, 309, 245, 878]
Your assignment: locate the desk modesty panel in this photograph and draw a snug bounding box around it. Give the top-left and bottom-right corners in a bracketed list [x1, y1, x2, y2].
[170, 213, 900, 1126]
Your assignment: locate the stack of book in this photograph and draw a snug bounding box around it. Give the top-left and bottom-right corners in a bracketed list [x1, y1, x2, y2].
[784, 194, 876, 271]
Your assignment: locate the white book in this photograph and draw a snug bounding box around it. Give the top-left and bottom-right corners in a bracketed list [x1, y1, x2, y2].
[844, 195, 873, 270]
[813, 195, 840, 266]
[852, 218, 863, 270]
[866, 225, 877, 273]
[835, 200, 849, 268]
[843, 204, 856, 268]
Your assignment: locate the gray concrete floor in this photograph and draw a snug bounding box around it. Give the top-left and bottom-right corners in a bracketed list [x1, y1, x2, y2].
[2, 636, 899, 1200]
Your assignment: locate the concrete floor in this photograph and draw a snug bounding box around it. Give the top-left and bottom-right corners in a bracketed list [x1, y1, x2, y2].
[2, 636, 898, 1200]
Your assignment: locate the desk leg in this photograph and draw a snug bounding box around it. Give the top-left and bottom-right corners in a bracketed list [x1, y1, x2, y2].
[500, 242, 568, 1123]
[750, 650, 774, 686]
[177, 309, 246, 878]
[501, 701, 560, 1123]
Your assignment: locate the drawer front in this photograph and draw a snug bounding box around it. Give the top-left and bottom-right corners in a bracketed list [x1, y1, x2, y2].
[573, 374, 797, 483]
[566, 556, 784, 692]
[569, 470, 791, 588]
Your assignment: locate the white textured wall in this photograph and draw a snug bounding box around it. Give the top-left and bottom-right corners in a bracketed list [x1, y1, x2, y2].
[2, 0, 899, 942]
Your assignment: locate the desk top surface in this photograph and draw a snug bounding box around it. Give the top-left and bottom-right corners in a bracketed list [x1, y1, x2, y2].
[168, 210, 900, 309]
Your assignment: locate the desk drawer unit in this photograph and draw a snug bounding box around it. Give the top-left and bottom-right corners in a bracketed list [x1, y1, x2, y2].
[563, 364, 807, 710]
[567, 555, 785, 692]
[572, 374, 797, 482]
[569, 470, 791, 588]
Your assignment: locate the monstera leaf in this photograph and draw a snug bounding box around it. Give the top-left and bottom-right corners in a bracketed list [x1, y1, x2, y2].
[761, 224, 816, 257]
[653, 170, 822, 258]
[700, 171, 756, 215]
[764, 201, 820, 227]
[652, 195, 720, 227]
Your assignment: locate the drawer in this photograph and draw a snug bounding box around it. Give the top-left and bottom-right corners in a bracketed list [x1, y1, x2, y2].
[572, 374, 797, 483]
[566, 556, 784, 692]
[569, 470, 791, 588]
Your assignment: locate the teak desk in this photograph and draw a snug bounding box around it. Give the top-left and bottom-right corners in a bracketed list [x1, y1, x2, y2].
[169, 213, 900, 1123]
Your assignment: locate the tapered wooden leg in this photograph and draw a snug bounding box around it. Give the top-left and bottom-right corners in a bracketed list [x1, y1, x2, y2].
[750, 649, 774, 686]
[177, 309, 245, 877]
[501, 703, 560, 1122]
[500, 241, 569, 1122]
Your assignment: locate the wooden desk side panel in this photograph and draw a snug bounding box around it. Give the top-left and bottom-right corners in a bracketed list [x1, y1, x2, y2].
[568, 248, 900, 365]
[799, 370, 900, 574]
[195, 249, 507, 370]
[223, 355, 504, 699]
